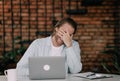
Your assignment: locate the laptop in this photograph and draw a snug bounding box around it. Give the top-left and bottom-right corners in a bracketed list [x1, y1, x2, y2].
[29, 56, 66, 80]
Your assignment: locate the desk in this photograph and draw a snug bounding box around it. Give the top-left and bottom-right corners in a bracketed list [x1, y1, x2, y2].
[0, 73, 120, 81]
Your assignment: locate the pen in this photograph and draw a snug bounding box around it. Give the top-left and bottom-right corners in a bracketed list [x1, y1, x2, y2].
[86, 73, 95, 77]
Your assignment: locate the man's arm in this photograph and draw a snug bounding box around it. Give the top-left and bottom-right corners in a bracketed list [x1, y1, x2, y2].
[57, 29, 82, 73]
[65, 41, 82, 73]
[16, 39, 38, 76]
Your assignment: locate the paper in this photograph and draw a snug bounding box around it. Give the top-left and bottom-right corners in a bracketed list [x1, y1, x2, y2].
[73, 72, 113, 80]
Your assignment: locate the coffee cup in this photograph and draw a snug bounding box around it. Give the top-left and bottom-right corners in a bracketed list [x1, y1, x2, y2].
[4, 69, 17, 81]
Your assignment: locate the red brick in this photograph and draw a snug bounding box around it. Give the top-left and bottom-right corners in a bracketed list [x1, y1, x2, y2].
[0, 0, 119, 73]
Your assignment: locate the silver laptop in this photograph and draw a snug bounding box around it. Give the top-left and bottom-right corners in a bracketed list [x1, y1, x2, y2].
[29, 56, 66, 80]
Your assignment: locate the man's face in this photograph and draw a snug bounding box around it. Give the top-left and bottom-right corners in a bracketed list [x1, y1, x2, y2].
[54, 23, 74, 45]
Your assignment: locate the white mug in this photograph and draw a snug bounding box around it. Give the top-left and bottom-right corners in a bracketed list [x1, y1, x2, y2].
[4, 69, 17, 81]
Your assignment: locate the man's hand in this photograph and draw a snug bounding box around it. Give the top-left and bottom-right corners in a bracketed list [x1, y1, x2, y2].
[57, 29, 73, 47]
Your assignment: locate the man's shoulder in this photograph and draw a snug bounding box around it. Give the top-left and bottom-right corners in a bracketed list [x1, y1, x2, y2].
[72, 40, 78, 44]
[72, 40, 80, 46]
[32, 36, 50, 43]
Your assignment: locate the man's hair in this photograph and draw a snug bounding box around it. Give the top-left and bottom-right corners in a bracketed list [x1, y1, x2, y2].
[55, 17, 77, 34]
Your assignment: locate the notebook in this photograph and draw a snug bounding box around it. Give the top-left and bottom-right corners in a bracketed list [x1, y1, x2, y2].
[29, 56, 66, 80]
[73, 72, 113, 80]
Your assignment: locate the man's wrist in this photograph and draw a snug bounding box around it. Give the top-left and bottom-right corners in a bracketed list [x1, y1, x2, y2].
[66, 44, 72, 48]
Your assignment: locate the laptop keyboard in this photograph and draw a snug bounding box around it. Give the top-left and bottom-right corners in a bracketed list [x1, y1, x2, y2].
[0, 76, 7, 81]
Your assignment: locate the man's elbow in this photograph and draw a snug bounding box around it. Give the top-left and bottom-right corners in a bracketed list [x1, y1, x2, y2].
[70, 63, 82, 74]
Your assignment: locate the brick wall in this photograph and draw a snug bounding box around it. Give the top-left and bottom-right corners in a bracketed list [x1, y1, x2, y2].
[0, 0, 119, 73]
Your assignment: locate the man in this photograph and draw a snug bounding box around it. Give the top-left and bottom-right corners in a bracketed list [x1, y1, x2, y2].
[17, 17, 82, 76]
